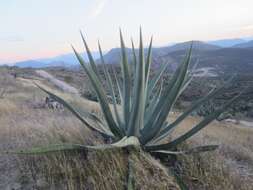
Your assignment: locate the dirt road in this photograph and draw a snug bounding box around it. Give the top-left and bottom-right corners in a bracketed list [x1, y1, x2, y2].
[36, 70, 79, 94]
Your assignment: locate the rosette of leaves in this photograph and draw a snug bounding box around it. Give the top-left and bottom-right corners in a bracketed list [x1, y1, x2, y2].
[13, 29, 242, 156]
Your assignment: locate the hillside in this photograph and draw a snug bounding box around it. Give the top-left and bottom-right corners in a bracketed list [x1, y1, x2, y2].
[162, 47, 253, 74]
[14, 60, 46, 68]
[99, 42, 253, 75]
[12, 39, 253, 76]
[157, 40, 220, 53]
[12, 40, 219, 68]
[209, 38, 246, 47]
[0, 67, 253, 189]
[15, 52, 101, 68]
[100, 48, 133, 65]
[233, 40, 253, 48]
[12, 39, 253, 79]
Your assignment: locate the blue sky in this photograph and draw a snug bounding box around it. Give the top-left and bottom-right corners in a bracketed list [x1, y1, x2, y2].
[1, 0, 253, 64]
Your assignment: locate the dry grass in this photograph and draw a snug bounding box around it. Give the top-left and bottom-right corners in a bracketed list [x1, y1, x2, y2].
[169, 114, 253, 190]
[0, 68, 253, 189]
[0, 72, 179, 189]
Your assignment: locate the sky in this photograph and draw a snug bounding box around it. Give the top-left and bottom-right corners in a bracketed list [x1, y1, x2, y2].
[1, 0, 253, 64]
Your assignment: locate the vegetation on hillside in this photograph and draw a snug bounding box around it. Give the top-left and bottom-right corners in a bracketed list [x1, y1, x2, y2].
[5, 30, 246, 189]
[0, 65, 252, 189]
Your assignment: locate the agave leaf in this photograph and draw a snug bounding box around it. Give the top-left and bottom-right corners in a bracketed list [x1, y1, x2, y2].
[131, 38, 137, 74]
[142, 62, 182, 136]
[146, 93, 242, 151]
[147, 79, 163, 110]
[152, 76, 235, 144]
[151, 44, 192, 125]
[34, 82, 114, 137]
[112, 66, 124, 105]
[188, 59, 199, 75]
[8, 143, 88, 154]
[158, 75, 193, 121]
[150, 145, 218, 155]
[130, 39, 138, 111]
[156, 79, 164, 100]
[80, 31, 99, 76]
[144, 79, 163, 125]
[143, 37, 153, 110]
[72, 46, 123, 138]
[112, 136, 140, 147]
[120, 30, 131, 127]
[151, 72, 193, 139]
[141, 45, 192, 144]
[127, 29, 145, 136]
[178, 75, 193, 96]
[98, 41, 124, 131]
[98, 40, 110, 88]
[152, 93, 212, 144]
[146, 62, 168, 100]
[8, 135, 141, 155]
[145, 36, 153, 81]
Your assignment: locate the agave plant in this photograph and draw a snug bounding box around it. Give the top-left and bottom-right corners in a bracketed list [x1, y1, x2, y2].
[16, 29, 241, 155]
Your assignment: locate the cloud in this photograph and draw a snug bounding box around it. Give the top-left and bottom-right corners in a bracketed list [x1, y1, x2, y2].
[89, 0, 107, 19]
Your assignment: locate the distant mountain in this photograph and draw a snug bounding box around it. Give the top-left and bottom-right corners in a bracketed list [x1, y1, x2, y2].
[38, 52, 101, 64]
[163, 40, 220, 52]
[99, 48, 133, 65]
[15, 59, 77, 68]
[15, 60, 46, 68]
[99, 43, 253, 76]
[14, 51, 101, 68]
[98, 41, 220, 64]
[100, 40, 253, 75]
[233, 40, 253, 48]
[13, 38, 253, 76]
[161, 47, 253, 74]
[38, 53, 78, 65]
[242, 36, 253, 41]
[209, 38, 246, 47]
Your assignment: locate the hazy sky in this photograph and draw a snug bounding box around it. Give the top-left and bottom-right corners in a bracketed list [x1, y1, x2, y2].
[1, 0, 253, 63]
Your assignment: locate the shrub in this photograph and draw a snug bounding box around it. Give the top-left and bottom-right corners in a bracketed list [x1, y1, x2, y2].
[15, 29, 243, 157]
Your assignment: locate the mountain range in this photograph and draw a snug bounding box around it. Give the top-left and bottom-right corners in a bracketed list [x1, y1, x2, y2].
[13, 37, 253, 75]
[208, 38, 247, 47]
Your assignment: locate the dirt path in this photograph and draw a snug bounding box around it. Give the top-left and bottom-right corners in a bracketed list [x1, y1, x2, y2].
[225, 119, 253, 127]
[36, 70, 79, 94]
